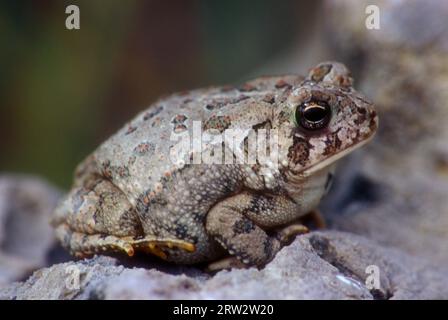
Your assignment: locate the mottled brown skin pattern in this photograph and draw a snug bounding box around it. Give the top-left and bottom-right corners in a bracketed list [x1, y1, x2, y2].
[52, 62, 378, 268]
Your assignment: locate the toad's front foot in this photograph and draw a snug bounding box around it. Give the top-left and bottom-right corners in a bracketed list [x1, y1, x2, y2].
[206, 223, 310, 271]
[205, 192, 313, 270]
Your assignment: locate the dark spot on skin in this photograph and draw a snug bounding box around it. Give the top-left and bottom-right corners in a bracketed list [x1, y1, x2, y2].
[188, 235, 199, 244]
[133, 142, 154, 155]
[354, 107, 368, 125]
[214, 235, 252, 264]
[205, 95, 249, 111]
[128, 155, 136, 166]
[171, 114, 188, 124]
[310, 64, 332, 82]
[203, 115, 232, 132]
[263, 238, 274, 259]
[263, 94, 275, 104]
[143, 106, 164, 121]
[334, 74, 353, 87]
[102, 162, 130, 179]
[175, 224, 189, 239]
[241, 193, 275, 218]
[251, 164, 261, 175]
[235, 95, 250, 103]
[92, 209, 99, 223]
[116, 166, 129, 178]
[118, 210, 143, 234]
[192, 212, 203, 222]
[252, 120, 272, 131]
[151, 117, 162, 127]
[288, 135, 313, 166]
[136, 190, 168, 215]
[173, 124, 188, 133]
[233, 219, 256, 234]
[239, 83, 256, 92]
[277, 110, 290, 124]
[101, 160, 112, 178]
[125, 126, 137, 135]
[323, 129, 342, 156]
[369, 110, 377, 131]
[354, 115, 366, 126]
[275, 79, 292, 89]
[276, 88, 293, 103]
[215, 180, 233, 195]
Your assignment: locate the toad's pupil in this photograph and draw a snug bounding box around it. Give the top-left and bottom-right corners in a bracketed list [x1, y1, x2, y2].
[296, 101, 331, 130]
[303, 103, 327, 122]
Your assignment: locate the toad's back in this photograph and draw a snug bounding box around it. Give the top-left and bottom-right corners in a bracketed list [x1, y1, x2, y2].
[92, 75, 303, 206]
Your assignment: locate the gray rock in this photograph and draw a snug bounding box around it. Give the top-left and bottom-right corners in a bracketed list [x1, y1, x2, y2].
[0, 174, 61, 286]
[1, 231, 446, 300]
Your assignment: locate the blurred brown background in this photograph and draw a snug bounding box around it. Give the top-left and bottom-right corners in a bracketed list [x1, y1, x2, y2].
[0, 0, 323, 188]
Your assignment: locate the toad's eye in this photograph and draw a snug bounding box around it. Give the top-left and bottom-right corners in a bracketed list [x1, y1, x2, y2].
[295, 100, 331, 130]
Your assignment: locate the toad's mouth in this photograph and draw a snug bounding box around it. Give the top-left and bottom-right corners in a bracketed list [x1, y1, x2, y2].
[299, 131, 376, 177]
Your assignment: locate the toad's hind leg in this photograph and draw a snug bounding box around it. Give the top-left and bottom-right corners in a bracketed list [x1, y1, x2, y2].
[130, 237, 196, 260]
[55, 224, 196, 259]
[55, 224, 135, 257]
[53, 178, 196, 259]
[52, 178, 143, 257]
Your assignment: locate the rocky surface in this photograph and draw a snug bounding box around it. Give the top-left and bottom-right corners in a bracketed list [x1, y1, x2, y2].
[0, 175, 62, 286]
[2, 231, 447, 300]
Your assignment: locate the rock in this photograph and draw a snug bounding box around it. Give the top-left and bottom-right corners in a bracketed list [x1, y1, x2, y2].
[1, 231, 447, 300]
[0, 174, 62, 286]
[0, 256, 124, 300]
[320, 0, 448, 266]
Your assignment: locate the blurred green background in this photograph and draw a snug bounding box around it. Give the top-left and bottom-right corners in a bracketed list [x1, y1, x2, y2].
[0, 0, 320, 188]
